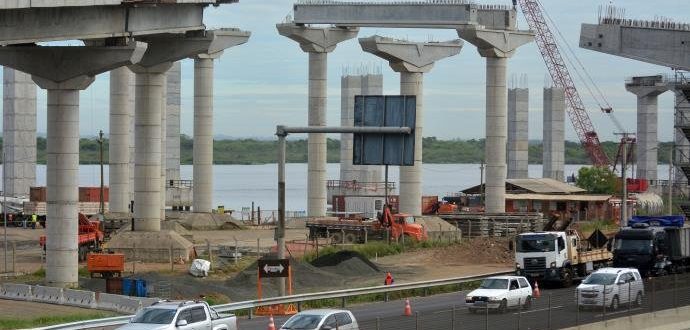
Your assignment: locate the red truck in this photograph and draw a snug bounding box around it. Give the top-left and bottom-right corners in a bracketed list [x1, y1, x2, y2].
[40, 213, 104, 261]
[307, 206, 428, 244]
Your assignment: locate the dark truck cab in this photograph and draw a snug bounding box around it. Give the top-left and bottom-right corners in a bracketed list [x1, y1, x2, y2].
[612, 216, 690, 276]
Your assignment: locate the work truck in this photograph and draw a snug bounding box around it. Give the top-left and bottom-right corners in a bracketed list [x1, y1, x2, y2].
[514, 229, 611, 287]
[307, 206, 428, 244]
[612, 216, 690, 277]
[116, 300, 237, 330]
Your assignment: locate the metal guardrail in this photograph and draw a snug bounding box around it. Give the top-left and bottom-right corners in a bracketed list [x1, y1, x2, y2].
[31, 270, 512, 330]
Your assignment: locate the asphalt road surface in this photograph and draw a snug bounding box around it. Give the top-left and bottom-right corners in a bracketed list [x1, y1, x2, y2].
[236, 274, 690, 330]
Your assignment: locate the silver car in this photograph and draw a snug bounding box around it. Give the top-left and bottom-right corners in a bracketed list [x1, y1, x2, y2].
[577, 267, 644, 310]
[280, 309, 358, 330]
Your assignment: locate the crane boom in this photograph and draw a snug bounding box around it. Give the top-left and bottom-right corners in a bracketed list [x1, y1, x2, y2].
[517, 0, 611, 167]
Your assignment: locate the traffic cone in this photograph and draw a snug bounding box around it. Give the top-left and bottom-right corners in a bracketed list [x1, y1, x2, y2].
[404, 298, 412, 316]
[268, 315, 276, 330]
[533, 281, 541, 298]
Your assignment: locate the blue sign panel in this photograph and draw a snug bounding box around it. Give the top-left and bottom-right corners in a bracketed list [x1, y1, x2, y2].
[353, 95, 416, 166]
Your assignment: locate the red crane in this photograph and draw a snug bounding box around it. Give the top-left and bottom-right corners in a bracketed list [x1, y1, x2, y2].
[517, 0, 612, 167]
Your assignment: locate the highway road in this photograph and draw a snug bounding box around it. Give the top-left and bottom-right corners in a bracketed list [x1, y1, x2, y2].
[236, 273, 690, 329]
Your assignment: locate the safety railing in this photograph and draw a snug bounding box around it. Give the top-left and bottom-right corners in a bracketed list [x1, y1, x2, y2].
[31, 270, 512, 330]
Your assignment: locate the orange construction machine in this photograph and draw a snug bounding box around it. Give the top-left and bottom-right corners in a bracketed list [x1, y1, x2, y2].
[306, 206, 428, 244]
[39, 213, 105, 261]
[87, 252, 125, 278]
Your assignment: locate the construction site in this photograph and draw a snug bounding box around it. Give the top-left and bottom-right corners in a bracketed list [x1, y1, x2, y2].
[0, 0, 689, 329]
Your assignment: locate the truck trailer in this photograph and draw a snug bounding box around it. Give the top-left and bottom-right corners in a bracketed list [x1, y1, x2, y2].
[612, 216, 690, 276]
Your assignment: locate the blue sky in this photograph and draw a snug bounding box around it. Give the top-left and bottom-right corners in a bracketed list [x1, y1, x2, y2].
[20, 0, 690, 142]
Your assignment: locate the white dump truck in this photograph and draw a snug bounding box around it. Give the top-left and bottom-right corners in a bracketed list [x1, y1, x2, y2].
[514, 230, 612, 287]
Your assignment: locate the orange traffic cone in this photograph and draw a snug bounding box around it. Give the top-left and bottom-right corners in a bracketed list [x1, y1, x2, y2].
[404, 298, 412, 316]
[268, 315, 276, 330]
[533, 281, 541, 298]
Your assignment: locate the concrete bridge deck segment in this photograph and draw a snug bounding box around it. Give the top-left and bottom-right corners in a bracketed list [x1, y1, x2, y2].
[0, 1, 238, 45]
[293, 1, 516, 30]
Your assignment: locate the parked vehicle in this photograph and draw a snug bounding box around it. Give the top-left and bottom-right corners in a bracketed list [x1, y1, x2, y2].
[116, 300, 237, 330]
[39, 213, 104, 261]
[279, 309, 359, 330]
[465, 276, 533, 313]
[307, 206, 427, 244]
[514, 230, 611, 286]
[612, 216, 690, 276]
[576, 267, 644, 310]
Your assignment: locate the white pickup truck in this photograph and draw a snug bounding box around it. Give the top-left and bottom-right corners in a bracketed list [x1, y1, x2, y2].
[116, 300, 237, 330]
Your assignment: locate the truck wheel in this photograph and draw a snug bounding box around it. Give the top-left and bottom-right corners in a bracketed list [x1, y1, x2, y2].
[610, 296, 619, 310]
[562, 268, 574, 287]
[330, 232, 343, 245]
[344, 233, 357, 244]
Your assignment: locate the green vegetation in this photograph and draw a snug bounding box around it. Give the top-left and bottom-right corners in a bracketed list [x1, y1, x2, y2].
[0, 312, 116, 330]
[4, 136, 674, 165]
[302, 239, 458, 264]
[575, 166, 619, 194]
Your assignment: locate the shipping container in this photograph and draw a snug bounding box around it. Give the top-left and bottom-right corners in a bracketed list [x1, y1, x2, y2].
[29, 187, 46, 202]
[79, 187, 109, 202]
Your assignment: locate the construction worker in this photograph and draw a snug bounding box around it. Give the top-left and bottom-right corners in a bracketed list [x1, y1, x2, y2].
[384, 272, 394, 286]
[31, 213, 37, 229]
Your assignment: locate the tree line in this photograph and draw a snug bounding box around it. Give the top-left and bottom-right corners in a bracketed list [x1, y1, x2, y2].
[0, 136, 675, 165]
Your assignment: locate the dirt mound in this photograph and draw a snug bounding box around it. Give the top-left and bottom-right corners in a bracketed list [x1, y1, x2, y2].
[429, 237, 512, 265]
[311, 251, 380, 277]
[417, 216, 457, 232]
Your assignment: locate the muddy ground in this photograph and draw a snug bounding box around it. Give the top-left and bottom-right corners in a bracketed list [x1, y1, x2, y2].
[0, 223, 512, 303]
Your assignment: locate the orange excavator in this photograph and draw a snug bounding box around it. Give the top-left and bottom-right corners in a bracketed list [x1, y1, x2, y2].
[39, 213, 104, 261]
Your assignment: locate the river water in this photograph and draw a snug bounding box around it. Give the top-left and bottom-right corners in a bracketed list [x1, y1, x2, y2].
[27, 164, 670, 212]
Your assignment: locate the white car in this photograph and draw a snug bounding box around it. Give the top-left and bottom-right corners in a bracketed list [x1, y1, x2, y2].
[465, 276, 533, 313]
[116, 300, 237, 330]
[280, 309, 358, 330]
[577, 267, 644, 310]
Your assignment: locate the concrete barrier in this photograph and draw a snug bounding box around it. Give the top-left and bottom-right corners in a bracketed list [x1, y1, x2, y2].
[32, 285, 64, 304]
[0, 283, 33, 300]
[63, 288, 97, 308]
[98, 293, 142, 314]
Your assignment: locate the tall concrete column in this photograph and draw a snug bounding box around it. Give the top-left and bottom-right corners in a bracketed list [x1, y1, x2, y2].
[625, 76, 667, 181]
[507, 87, 529, 179]
[360, 36, 462, 215]
[109, 67, 134, 213]
[192, 55, 216, 213]
[339, 74, 361, 182]
[543, 87, 565, 181]
[458, 26, 534, 213]
[160, 74, 168, 219]
[166, 62, 182, 182]
[3, 68, 37, 198]
[278, 23, 359, 217]
[37, 76, 95, 287]
[130, 63, 171, 231]
[359, 73, 384, 184]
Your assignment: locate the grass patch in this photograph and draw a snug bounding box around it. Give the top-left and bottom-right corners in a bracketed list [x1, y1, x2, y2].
[303, 239, 458, 263]
[0, 312, 116, 330]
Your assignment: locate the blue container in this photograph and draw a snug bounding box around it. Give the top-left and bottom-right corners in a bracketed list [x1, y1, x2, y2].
[135, 279, 147, 297]
[122, 278, 134, 296]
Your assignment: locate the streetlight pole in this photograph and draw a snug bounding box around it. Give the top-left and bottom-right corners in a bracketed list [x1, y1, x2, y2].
[3, 148, 6, 273]
[668, 147, 674, 215]
[479, 160, 485, 207]
[97, 130, 105, 215]
[621, 141, 628, 226]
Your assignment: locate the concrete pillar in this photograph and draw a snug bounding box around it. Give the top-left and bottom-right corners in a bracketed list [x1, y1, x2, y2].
[359, 36, 462, 215]
[625, 76, 666, 181]
[2, 68, 36, 198]
[109, 67, 134, 213]
[166, 62, 182, 182]
[543, 87, 565, 181]
[160, 73, 168, 219]
[507, 87, 529, 179]
[36, 76, 95, 287]
[193, 56, 215, 213]
[278, 23, 359, 217]
[130, 63, 172, 231]
[457, 26, 534, 213]
[359, 73, 384, 184]
[339, 74, 361, 182]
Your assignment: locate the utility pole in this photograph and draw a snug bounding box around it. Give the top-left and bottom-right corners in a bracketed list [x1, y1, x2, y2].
[3, 149, 6, 273]
[479, 160, 485, 207]
[668, 146, 674, 215]
[97, 130, 105, 215]
[615, 132, 634, 227]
